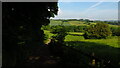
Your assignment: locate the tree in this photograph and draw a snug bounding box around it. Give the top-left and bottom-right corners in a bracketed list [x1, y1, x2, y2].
[48, 25, 67, 59]
[83, 23, 112, 39]
[50, 25, 68, 43]
[3, 2, 58, 67]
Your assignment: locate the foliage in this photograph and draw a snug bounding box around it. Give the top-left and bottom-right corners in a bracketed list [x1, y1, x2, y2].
[3, 2, 58, 67]
[83, 23, 112, 39]
[41, 25, 51, 30]
[44, 34, 49, 40]
[43, 29, 119, 48]
[110, 26, 120, 36]
[108, 21, 119, 25]
[43, 25, 86, 33]
[50, 25, 68, 43]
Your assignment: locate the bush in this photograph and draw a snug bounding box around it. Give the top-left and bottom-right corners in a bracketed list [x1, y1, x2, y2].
[83, 23, 112, 39]
[111, 27, 120, 36]
[50, 25, 68, 43]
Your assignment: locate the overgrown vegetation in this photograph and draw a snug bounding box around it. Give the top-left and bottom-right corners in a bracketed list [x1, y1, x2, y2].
[83, 23, 112, 39]
[111, 26, 120, 36]
[50, 25, 68, 43]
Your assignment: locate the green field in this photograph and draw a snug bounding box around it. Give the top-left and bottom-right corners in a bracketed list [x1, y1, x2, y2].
[43, 30, 120, 64]
[65, 35, 119, 48]
[44, 30, 119, 48]
[68, 21, 86, 26]
[50, 20, 71, 26]
[50, 20, 88, 26]
[68, 32, 84, 35]
[44, 20, 119, 48]
[43, 20, 120, 67]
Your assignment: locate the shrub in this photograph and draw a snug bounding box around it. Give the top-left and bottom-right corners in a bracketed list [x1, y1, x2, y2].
[83, 23, 112, 39]
[50, 25, 68, 43]
[111, 27, 120, 36]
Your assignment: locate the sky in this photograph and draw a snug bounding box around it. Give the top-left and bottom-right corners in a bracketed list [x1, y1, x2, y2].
[58, 0, 119, 2]
[51, 2, 118, 21]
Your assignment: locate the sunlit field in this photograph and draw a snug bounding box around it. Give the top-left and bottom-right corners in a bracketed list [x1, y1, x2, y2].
[44, 30, 119, 48]
[42, 20, 120, 67]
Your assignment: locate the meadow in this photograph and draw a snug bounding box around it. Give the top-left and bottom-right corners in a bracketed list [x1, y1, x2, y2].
[43, 20, 120, 67]
[44, 20, 119, 48]
[50, 20, 71, 26]
[44, 30, 119, 48]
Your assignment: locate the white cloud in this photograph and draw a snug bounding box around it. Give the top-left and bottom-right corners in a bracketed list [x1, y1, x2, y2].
[88, 0, 105, 9]
[58, 8, 62, 15]
[82, 0, 107, 15]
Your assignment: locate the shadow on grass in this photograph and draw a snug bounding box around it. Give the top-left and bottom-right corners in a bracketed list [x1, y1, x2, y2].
[63, 41, 120, 67]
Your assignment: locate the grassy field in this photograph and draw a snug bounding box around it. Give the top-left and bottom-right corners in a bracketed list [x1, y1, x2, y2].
[68, 32, 84, 35]
[68, 21, 86, 26]
[65, 35, 119, 48]
[80, 36, 119, 48]
[43, 30, 120, 65]
[44, 30, 119, 48]
[109, 24, 120, 27]
[50, 20, 88, 26]
[64, 32, 120, 67]
[49, 20, 119, 48]
[50, 20, 71, 26]
[65, 35, 84, 41]
[43, 20, 120, 67]
[50, 20, 120, 28]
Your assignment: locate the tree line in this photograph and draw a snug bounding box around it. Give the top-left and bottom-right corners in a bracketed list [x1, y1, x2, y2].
[42, 22, 120, 39]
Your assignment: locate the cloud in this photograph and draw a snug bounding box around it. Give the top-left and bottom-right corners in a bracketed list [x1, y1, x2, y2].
[58, 8, 62, 15]
[83, 0, 106, 14]
[88, 0, 105, 9]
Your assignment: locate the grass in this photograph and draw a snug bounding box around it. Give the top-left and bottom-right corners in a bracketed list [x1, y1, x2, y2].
[65, 35, 119, 48]
[45, 20, 120, 67]
[109, 24, 120, 27]
[50, 20, 71, 26]
[68, 21, 84, 25]
[65, 35, 84, 41]
[68, 21, 89, 26]
[65, 41, 120, 65]
[50, 20, 88, 26]
[68, 32, 84, 35]
[43, 30, 120, 67]
[64, 35, 120, 67]
[44, 30, 119, 48]
[80, 36, 119, 48]
[50, 20, 119, 27]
